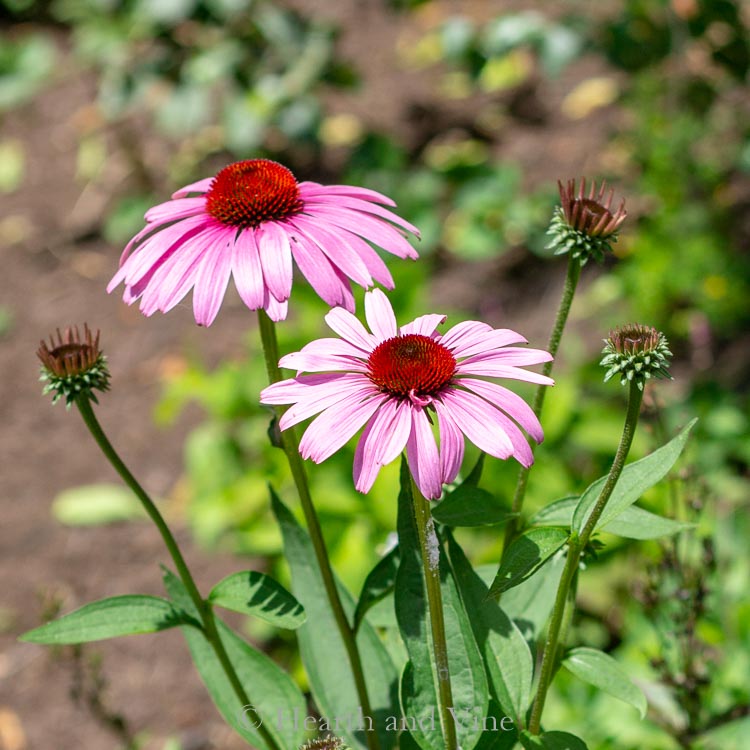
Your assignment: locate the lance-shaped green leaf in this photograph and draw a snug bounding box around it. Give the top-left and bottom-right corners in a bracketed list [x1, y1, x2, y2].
[271, 489, 398, 750]
[432, 485, 516, 527]
[532, 496, 693, 540]
[395, 458, 489, 750]
[562, 647, 647, 719]
[446, 531, 533, 729]
[573, 419, 697, 534]
[488, 527, 569, 598]
[208, 571, 305, 629]
[162, 567, 307, 750]
[353, 544, 400, 633]
[520, 730, 588, 749]
[21, 595, 195, 644]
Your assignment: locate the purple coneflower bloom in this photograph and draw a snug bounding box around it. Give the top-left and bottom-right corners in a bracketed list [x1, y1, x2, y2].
[108, 160, 419, 326]
[261, 290, 553, 499]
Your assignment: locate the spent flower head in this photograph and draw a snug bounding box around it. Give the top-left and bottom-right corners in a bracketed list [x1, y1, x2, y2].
[547, 177, 627, 264]
[261, 289, 553, 500]
[108, 158, 419, 326]
[601, 324, 672, 389]
[37, 324, 110, 406]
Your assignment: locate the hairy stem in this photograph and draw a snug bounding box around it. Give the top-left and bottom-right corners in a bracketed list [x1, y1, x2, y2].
[411, 479, 458, 750]
[256, 310, 381, 750]
[503, 256, 582, 553]
[528, 380, 644, 734]
[75, 396, 280, 750]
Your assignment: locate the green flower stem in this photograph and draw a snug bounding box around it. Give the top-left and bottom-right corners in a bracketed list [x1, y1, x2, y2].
[75, 395, 280, 750]
[256, 311, 381, 750]
[411, 479, 458, 750]
[528, 380, 644, 734]
[503, 256, 582, 553]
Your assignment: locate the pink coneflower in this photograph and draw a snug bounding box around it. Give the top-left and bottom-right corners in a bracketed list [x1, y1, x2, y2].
[261, 290, 553, 499]
[108, 159, 419, 326]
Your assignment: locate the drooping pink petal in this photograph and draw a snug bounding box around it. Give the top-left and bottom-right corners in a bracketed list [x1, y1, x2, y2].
[439, 389, 514, 460]
[280, 380, 376, 430]
[303, 194, 421, 236]
[298, 182, 397, 207]
[457, 361, 554, 384]
[231, 228, 265, 311]
[193, 238, 233, 326]
[456, 377, 544, 442]
[288, 231, 351, 309]
[145, 197, 207, 224]
[364, 288, 398, 340]
[299, 392, 387, 463]
[278, 350, 368, 374]
[261, 372, 364, 403]
[406, 407, 442, 500]
[256, 222, 293, 302]
[439, 320, 494, 353]
[433, 403, 465, 484]
[263, 291, 288, 322]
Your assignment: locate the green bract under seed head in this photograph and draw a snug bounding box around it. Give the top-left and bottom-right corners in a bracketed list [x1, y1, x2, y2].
[547, 177, 627, 265]
[300, 737, 346, 750]
[37, 324, 110, 407]
[600, 324, 672, 390]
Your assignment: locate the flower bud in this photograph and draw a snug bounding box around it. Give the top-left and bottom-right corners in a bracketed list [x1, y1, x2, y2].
[547, 178, 627, 264]
[601, 324, 672, 389]
[37, 324, 110, 406]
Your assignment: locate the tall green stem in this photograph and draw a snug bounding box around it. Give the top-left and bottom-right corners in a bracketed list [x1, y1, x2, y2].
[256, 311, 381, 750]
[411, 479, 458, 750]
[503, 256, 582, 553]
[528, 380, 644, 734]
[75, 396, 280, 750]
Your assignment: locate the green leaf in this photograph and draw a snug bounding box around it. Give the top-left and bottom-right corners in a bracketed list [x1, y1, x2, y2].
[208, 571, 305, 629]
[562, 647, 647, 719]
[487, 527, 569, 598]
[270, 489, 398, 750]
[602, 505, 694, 540]
[531, 495, 693, 539]
[353, 544, 400, 632]
[446, 531, 533, 729]
[573, 419, 697, 534]
[51, 483, 146, 526]
[395, 459, 488, 750]
[520, 729, 589, 749]
[162, 568, 307, 750]
[432, 484, 516, 527]
[21, 595, 194, 644]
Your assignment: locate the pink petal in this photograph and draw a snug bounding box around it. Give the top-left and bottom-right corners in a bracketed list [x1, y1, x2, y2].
[288, 231, 352, 308]
[461, 347, 553, 367]
[261, 373, 363, 404]
[263, 291, 288, 322]
[256, 222, 293, 302]
[456, 361, 554, 385]
[278, 350, 368, 374]
[299, 393, 387, 463]
[439, 320, 494, 353]
[291, 217, 373, 288]
[303, 194, 421, 236]
[298, 182, 397, 207]
[400, 314, 447, 337]
[295, 337, 370, 361]
[456, 378, 544, 443]
[364, 289, 397, 340]
[353, 420, 382, 494]
[145, 197, 207, 223]
[433, 403, 465, 484]
[280, 380, 376, 430]
[406, 407, 443, 500]
[193, 239, 233, 326]
[324, 307, 377, 351]
[450, 329, 529, 358]
[231, 228, 265, 311]
[438, 390, 514, 460]
[171, 177, 214, 198]
[344, 236, 395, 288]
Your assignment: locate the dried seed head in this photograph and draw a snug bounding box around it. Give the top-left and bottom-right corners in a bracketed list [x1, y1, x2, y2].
[547, 177, 627, 264]
[601, 324, 672, 389]
[37, 324, 110, 406]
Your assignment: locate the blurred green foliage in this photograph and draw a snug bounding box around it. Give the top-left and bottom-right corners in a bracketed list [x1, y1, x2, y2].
[6, 0, 749, 746]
